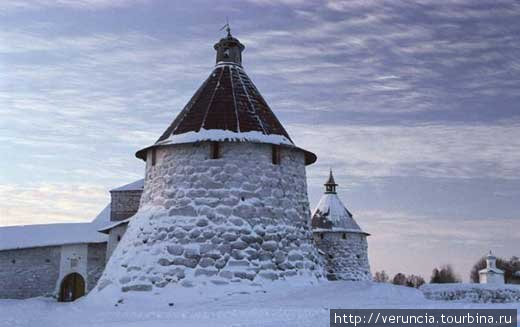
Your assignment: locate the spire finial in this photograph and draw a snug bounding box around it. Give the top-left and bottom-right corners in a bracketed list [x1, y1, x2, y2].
[214, 20, 244, 66]
[220, 18, 231, 38]
[324, 169, 338, 194]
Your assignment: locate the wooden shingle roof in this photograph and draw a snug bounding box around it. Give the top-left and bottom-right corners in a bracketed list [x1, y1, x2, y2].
[136, 31, 316, 165]
[156, 64, 292, 143]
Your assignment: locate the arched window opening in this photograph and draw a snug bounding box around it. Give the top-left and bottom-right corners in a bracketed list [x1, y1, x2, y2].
[151, 149, 157, 166]
[210, 142, 220, 159]
[59, 273, 85, 302]
[272, 145, 280, 165]
[342, 233, 347, 240]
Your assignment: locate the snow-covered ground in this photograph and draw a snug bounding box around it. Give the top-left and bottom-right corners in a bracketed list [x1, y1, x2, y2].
[1, 282, 519, 327]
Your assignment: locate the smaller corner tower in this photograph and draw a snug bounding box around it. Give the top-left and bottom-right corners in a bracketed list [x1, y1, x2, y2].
[311, 170, 371, 281]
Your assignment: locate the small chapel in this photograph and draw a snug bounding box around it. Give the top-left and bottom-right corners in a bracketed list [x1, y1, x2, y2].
[0, 28, 372, 301]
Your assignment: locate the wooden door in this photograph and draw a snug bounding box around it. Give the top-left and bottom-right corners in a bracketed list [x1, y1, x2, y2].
[59, 273, 85, 302]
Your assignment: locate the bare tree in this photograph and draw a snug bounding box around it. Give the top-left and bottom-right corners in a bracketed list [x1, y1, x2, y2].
[430, 265, 460, 283]
[406, 274, 425, 288]
[373, 270, 390, 283]
[392, 273, 407, 286]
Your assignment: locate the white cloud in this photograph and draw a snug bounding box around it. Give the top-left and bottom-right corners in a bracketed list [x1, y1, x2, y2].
[0, 183, 108, 226]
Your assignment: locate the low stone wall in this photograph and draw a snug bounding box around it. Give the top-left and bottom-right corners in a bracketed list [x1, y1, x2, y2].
[87, 243, 107, 292]
[0, 246, 60, 299]
[421, 283, 520, 303]
[313, 232, 371, 281]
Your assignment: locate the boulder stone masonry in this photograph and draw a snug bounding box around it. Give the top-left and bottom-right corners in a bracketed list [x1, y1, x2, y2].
[311, 170, 371, 281]
[97, 142, 323, 293]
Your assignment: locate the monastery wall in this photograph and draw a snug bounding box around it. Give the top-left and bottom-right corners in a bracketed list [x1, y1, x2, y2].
[0, 246, 61, 299]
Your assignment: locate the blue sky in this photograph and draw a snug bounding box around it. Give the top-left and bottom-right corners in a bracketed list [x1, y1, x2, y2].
[1, 0, 519, 281]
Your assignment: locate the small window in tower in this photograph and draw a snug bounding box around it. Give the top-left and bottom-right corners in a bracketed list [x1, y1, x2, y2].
[117, 235, 121, 242]
[151, 149, 156, 166]
[272, 145, 281, 165]
[210, 142, 220, 159]
[320, 233, 324, 240]
[342, 233, 347, 240]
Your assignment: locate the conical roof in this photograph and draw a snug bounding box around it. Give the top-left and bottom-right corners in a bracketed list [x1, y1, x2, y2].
[311, 172, 368, 235]
[136, 30, 316, 165]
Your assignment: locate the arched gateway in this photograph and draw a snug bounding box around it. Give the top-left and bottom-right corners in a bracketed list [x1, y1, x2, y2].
[59, 273, 85, 302]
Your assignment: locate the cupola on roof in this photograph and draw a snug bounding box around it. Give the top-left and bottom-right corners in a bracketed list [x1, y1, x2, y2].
[311, 171, 369, 234]
[136, 28, 316, 165]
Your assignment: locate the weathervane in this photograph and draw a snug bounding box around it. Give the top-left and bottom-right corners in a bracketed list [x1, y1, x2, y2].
[220, 17, 232, 37]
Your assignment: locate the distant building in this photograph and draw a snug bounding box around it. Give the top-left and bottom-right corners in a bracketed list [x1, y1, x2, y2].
[311, 170, 371, 281]
[479, 251, 504, 285]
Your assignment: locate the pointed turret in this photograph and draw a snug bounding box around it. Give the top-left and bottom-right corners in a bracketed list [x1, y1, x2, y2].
[311, 170, 371, 281]
[311, 171, 367, 234]
[325, 170, 338, 194]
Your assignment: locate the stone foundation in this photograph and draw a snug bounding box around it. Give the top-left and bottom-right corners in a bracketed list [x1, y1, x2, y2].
[313, 232, 371, 281]
[97, 141, 323, 294]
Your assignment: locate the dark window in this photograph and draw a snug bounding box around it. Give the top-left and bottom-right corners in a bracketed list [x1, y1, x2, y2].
[210, 142, 220, 159]
[342, 233, 347, 239]
[117, 235, 121, 242]
[11, 259, 15, 264]
[320, 233, 324, 240]
[151, 149, 156, 166]
[272, 145, 280, 165]
[328, 254, 334, 259]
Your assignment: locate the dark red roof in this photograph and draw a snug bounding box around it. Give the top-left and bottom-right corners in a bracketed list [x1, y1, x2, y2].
[136, 31, 317, 165]
[156, 64, 293, 143]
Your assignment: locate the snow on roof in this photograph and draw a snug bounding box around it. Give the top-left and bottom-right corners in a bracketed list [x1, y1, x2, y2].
[98, 217, 130, 234]
[157, 129, 293, 147]
[110, 179, 144, 192]
[311, 193, 367, 234]
[479, 267, 504, 274]
[0, 204, 110, 251]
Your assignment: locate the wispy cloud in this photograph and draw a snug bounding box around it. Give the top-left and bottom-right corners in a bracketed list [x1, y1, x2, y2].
[290, 122, 520, 180]
[0, 0, 146, 12]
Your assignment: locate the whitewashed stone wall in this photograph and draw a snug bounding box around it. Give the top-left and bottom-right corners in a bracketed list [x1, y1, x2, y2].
[87, 243, 107, 292]
[98, 141, 323, 294]
[57, 244, 88, 293]
[313, 232, 371, 281]
[0, 247, 61, 299]
[106, 224, 128, 262]
[0, 243, 106, 299]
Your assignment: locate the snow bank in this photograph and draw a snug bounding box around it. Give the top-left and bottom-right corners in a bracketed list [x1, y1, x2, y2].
[421, 283, 520, 303]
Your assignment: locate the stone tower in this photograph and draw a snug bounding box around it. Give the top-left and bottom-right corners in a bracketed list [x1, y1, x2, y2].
[95, 29, 323, 296]
[311, 170, 371, 281]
